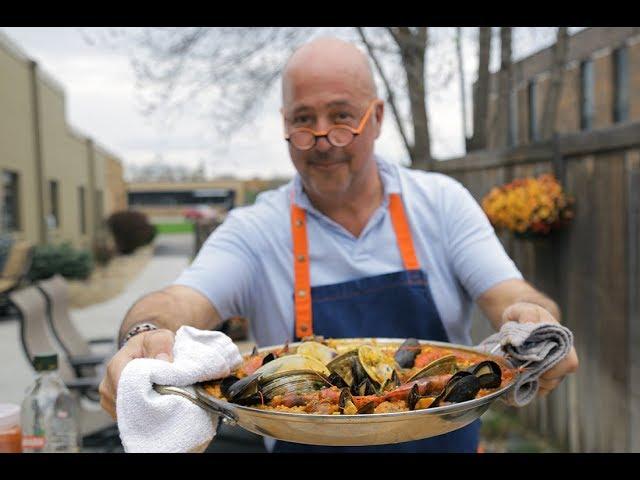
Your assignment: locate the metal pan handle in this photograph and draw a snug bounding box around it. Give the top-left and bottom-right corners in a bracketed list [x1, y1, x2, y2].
[153, 384, 238, 425]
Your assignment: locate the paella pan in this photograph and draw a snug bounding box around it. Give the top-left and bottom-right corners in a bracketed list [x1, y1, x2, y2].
[154, 337, 520, 446]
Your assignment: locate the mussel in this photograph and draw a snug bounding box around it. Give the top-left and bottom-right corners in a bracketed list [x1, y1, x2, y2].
[326, 350, 367, 388]
[429, 371, 481, 408]
[395, 338, 421, 368]
[470, 360, 502, 389]
[338, 388, 376, 415]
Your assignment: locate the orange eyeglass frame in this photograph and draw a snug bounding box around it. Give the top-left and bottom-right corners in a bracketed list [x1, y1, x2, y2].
[283, 99, 381, 149]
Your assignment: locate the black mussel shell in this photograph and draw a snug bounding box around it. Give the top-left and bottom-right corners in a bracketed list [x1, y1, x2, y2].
[471, 360, 502, 389]
[442, 374, 481, 404]
[338, 387, 353, 414]
[220, 375, 240, 398]
[328, 372, 349, 389]
[353, 378, 377, 396]
[226, 372, 261, 401]
[429, 371, 474, 408]
[395, 338, 421, 369]
[407, 383, 421, 411]
[262, 352, 276, 365]
[356, 401, 376, 415]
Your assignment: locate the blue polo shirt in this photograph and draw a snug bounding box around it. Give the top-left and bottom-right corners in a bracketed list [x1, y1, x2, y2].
[173, 156, 522, 346]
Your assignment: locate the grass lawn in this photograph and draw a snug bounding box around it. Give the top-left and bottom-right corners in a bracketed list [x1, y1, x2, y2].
[154, 221, 194, 234]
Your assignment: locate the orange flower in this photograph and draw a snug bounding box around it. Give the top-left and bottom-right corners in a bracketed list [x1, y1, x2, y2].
[481, 174, 573, 235]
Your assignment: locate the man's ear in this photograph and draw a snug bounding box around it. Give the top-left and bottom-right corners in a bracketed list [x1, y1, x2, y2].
[374, 101, 384, 139]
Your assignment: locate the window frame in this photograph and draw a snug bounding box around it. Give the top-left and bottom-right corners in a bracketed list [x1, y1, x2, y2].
[2, 170, 20, 232]
[612, 46, 629, 123]
[580, 58, 595, 131]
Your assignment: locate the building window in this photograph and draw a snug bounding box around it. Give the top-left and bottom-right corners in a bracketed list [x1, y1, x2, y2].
[78, 186, 86, 235]
[48, 180, 59, 230]
[95, 189, 104, 224]
[2, 170, 20, 232]
[508, 89, 519, 147]
[612, 46, 629, 123]
[580, 59, 594, 130]
[528, 80, 537, 142]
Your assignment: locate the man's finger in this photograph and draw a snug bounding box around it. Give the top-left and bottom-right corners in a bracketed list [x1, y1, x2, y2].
[141, 329, 175, 362]
[539, 348, 579, 381]
[539, 376, 562, 392]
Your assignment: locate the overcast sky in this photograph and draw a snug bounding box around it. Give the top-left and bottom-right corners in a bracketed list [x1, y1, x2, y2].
[1, 27, 580, 180]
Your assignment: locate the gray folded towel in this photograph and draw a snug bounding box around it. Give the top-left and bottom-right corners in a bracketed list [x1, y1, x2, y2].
[476, 321, 574, 407]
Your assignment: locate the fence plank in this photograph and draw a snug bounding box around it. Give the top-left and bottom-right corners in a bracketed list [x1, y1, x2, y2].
[627, 151, 640, 452]
[437, 138, 637, 452]
[594, 153, 628, 452]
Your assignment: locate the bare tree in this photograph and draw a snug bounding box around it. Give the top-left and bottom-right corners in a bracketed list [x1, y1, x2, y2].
[358, 27, 432, 170]
[468, 27, 492, 151]
[540, 27, 570, 140]
[455, 27, 469, 151]
[490, 27, 513, 149]
[86, 28, 317, 137]
[85, 27, 453, 170]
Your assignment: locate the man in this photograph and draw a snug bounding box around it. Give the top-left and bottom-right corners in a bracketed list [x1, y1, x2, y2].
[100, 37, 578, 453]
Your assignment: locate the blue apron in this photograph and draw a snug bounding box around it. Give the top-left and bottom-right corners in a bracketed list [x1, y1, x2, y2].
[272, 193, 480, 453]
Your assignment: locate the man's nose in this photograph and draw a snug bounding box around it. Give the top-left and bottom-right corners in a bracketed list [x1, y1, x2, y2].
[314, 135, 332, 152]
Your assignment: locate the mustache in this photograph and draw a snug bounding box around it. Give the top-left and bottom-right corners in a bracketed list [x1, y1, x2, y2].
[306, 151, 351, 164]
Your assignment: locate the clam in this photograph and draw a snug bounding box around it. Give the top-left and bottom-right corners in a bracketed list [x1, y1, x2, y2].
[258, 370, 329, 403]
[296, 341, 338, 365]
[406, 354, 458, 382]
[358, 345, 397, 389]
[226, 354, 329, 402]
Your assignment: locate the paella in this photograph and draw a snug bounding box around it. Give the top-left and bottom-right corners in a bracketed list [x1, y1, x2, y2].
[202, 337, 517, 415]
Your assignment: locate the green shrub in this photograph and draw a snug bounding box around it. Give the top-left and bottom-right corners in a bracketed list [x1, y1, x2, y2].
[0, 234, 13, 272]
[107, 210, 157, 254]
[28, 242, 94, 281]
[92, 239, 115, 267]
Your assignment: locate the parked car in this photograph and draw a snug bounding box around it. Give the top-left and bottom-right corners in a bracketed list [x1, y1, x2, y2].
[183, 205, 218, 221]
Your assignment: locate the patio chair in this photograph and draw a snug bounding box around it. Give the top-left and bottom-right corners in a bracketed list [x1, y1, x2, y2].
[0, 240, 33, 296]
[36, 275, 114, 377]
[8, 286, 119, 447]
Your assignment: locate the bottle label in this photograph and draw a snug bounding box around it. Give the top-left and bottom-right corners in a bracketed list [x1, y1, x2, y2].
[22, 435, 46, 450]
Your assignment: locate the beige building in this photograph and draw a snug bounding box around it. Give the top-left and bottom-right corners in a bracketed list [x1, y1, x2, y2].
[0, 31, 127, 249]
[483, 27, 640, 149]
[127, 180, 248, 221]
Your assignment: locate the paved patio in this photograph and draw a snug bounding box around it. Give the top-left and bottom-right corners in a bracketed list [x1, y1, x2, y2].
[0, 233, 267, 452]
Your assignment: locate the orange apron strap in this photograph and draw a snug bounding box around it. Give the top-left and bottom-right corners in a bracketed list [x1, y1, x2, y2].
[291, 202, 313, 338]
[388, 193, 420, 270]
[291, 192, 419, 338]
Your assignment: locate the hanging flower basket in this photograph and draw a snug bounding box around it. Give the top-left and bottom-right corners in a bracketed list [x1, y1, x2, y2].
[481, 174, 575, 239]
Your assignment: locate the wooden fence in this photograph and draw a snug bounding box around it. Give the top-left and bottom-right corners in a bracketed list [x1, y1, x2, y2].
[434, 122, 640, 452]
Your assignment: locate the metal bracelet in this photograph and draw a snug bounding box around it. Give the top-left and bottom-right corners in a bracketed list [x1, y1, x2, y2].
[119, 322, 159, 349]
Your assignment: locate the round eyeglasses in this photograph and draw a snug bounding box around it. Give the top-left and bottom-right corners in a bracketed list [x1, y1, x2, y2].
[284, 100, 379, 151]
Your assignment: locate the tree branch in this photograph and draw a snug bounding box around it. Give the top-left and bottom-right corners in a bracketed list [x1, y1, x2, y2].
[357, 27, 413, 159]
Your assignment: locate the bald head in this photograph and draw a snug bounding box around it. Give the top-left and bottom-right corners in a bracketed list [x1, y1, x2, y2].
[282, 37, 377, 107]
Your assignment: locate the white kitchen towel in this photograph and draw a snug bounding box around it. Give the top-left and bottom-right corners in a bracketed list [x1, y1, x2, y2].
[116, 326, 243, 453]
[476, 321, 574, 407]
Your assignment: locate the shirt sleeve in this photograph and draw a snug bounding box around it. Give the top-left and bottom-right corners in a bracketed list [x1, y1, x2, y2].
[441, 178, 523, 300]
[172, 211, 259, 320]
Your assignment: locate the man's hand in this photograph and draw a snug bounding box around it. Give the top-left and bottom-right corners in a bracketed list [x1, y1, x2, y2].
[99, 329, 175, 419]
[502, 301, 579, 397]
